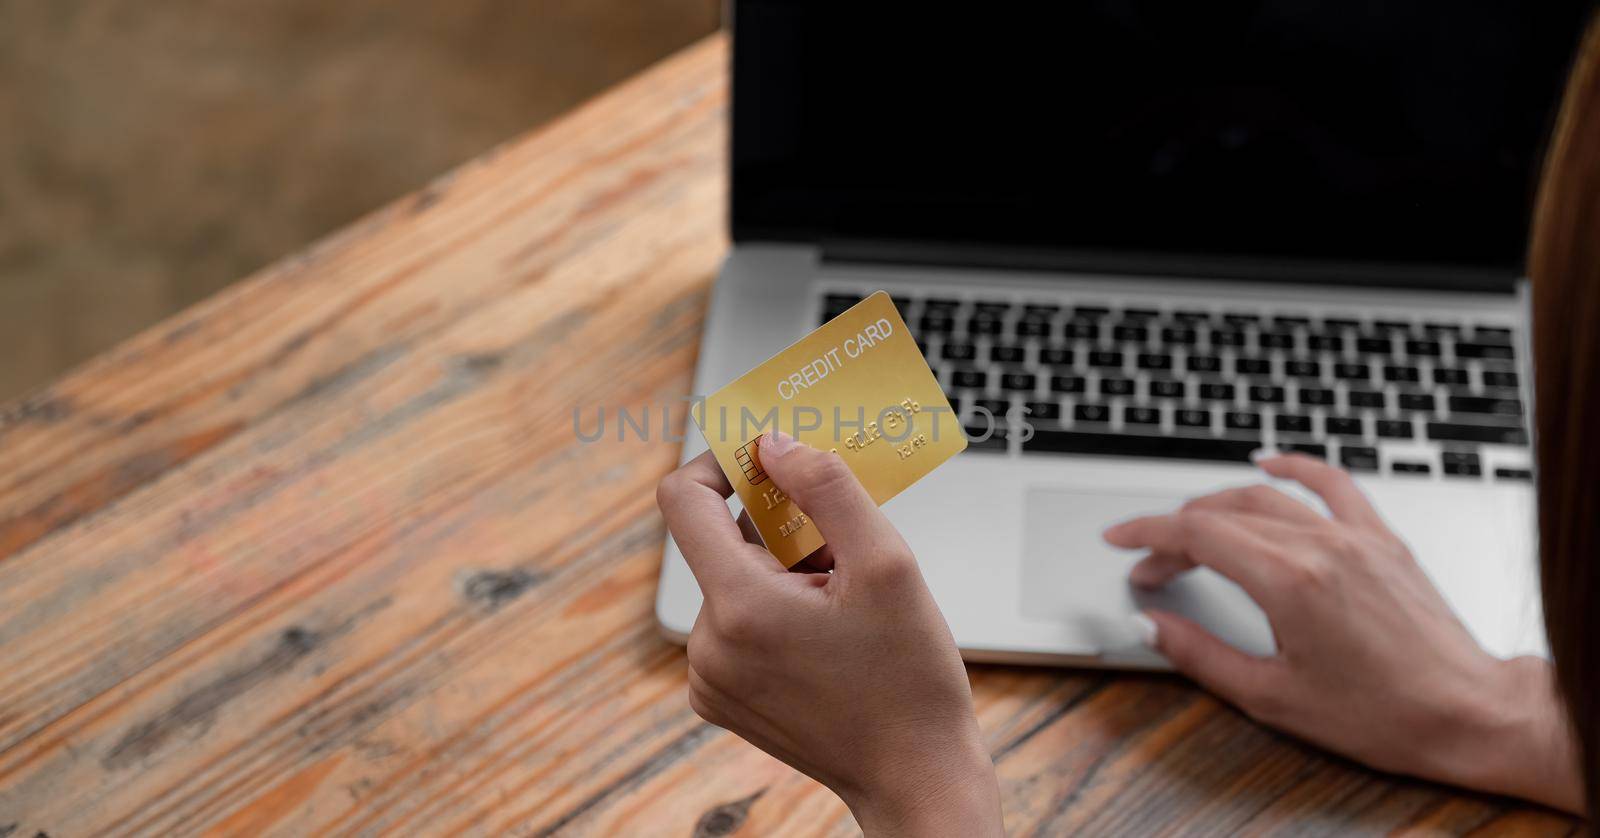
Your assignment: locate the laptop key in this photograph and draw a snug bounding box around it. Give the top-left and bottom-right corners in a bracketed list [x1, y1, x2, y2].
[1001, 372, 1037, 391]
[1341, 446, 1380, 472]
[1063, 321, 1101, 341]
[1249, 385, 1286, 404]
[1376, 419, 1414, 439]
[1200, 382, 1236, 401]
[1039, 346, 1074, 366]
[1397, 392, 1436, 412]
[1187, 355, 1222, 374]
[1088, 350, 1125, 369]
[991, 344, 1026, 364]
[1113, 324, 1150, 343]
[1405, 339, 1442, 357]
[1173, 310, 1209, 323]
[1138, 353, 1174, 371]
[1384, 365, 1421, 384]
[1161, 326, 1198, 345]
[1473, 327, 1514, 345]
[1349, 390, 1386, 409]
[1275, 414, 1312, 434]
[1149, 379, 1186, 399]
[1392, 461, 1432, 475]
[975, 398, 1011, 419]
[1223, 312, 1260, 326]
[942, 342, 976, 362]
[1433, 367, 1469, 386]
[1175, 408, 1212, 429]
[1074, 403, 1111, 424]
[1211, 329, 1247, 348]
[1025, 401, 1062, 422]
[968, 317, 1004, 336]
[1100, 377, 1135, 397]
[1356, 336, 1394, 354]
[974, 300, 1011, 315]
[1308, 334, 1345, 352]
[1427, 423, 1529, 445]
[1424, 323, 1464, 337]
[1015, 319, 1051, 338]
[1495, 467, 1533, 480]
[1280, 442, 1328, 459]
[1124, 406, 1161, 426]
[1073, 306, 1111, 320]
[920, 313, 955, 333]
[951, 369, 987, 389]
[1449, 395, 1523, 417]
[1050, 374, 1086, 394]
[1482, 370, 1520, 389]
[1235, 357, 1272, 376]
[1334, 362, 1372, 381]
[1298, 386, 1336, 406]
[1286, 359, 1322, 379]
[1225, 411, 1262, 431]
[1258, 331, 1295, 350]
[1442, 450, 1484, 477]
[1325, 416, 1365, 437]
[1024, 430, 1257, 463]
[1456, 342, 1514, 361]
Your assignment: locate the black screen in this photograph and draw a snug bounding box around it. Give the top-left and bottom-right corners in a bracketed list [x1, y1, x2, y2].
[732, 2, 1589, 285]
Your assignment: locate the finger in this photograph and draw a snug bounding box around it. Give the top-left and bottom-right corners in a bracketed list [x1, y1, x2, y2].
[1104, 510, 1287, 607]
[1128, 551, 1195, 589]
[1182, 484, 1324, 526]
[1142, 609, 1282, 714]
[741, 505, 833, 574]
[1255, 453, 1385, 531]
[658, 451, 785, 593]
[1126, 506, 1320, 589]
[738, 509, 833, 572]
[795, 544, 836, 573]
[755, 430, 907, 579]
[735, 509, 761, 545]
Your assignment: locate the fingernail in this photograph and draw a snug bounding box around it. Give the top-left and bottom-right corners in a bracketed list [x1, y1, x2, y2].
[1249, 448, 1271, 465]
[762, 429, 799, 459]
[1129, 612, 1159, 647]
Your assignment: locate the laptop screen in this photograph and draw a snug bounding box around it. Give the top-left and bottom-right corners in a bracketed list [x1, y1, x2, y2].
[731, 2, 1589, 284]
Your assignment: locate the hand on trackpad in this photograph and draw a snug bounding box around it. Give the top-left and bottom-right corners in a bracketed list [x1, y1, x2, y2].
[1019, 488, 1276, 663]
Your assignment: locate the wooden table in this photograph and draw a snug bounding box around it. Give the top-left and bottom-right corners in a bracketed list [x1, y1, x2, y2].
[0, 35, 1576, 837]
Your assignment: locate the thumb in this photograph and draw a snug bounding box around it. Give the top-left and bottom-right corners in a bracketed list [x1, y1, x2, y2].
[1139, 610, 1281, 715]
[757, 430, 908, 576]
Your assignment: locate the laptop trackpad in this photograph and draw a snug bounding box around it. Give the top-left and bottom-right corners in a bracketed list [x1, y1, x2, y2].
[1020, 487, 1276, 664]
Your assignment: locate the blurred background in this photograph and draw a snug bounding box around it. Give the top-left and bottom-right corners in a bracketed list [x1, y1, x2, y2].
[0, 0, 721, 401]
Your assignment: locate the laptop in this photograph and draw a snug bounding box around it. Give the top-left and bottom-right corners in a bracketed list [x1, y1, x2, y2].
[657, 2, 1587, 667]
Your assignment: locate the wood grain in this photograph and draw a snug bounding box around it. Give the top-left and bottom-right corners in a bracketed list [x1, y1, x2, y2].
[0, 34, 1579, 836]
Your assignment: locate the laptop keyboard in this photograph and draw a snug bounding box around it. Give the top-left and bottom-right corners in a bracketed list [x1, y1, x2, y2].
[819, 290, 1532, 481]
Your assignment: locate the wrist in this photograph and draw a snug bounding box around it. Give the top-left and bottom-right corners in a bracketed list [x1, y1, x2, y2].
[1445, 656, 1584, 814]
[842, 740, 1003, 838]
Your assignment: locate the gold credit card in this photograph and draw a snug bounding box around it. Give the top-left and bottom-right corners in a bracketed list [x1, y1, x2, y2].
[694, 290, 966, 567]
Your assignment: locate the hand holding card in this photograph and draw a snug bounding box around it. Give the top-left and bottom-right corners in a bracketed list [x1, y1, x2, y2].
[693, 291, 966, 567]
[655, 442, 1003, 836]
